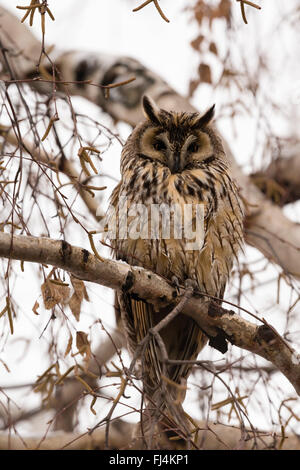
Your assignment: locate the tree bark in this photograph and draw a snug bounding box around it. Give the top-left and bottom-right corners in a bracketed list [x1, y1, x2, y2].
[251, 142, 300, 205]
[1, 231, 300, 396]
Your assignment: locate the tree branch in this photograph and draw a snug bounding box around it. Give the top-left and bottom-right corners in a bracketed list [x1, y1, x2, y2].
[0, 419, 132, 450]
[133, 0, 170, 23]
[1, 231, 300, 396]
[0, 417, 299, 450]
[251, 143, 300, 206]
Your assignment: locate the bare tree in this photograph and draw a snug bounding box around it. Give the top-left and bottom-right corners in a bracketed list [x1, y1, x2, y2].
[0, 1, 300, 450]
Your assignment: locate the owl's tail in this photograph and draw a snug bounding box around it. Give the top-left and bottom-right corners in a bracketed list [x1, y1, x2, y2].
[117, 292, 205, 448]
[132, 381, 193, 449]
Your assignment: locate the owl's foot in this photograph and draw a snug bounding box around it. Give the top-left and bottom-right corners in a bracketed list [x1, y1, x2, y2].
[171, 275, 181, 294]
[184, 278, 198, 292]
[171, 277, 198, 295]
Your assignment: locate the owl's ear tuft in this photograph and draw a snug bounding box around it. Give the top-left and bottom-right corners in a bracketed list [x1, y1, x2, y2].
[142, 95, 161, 125]
[194, 104, 215, 128]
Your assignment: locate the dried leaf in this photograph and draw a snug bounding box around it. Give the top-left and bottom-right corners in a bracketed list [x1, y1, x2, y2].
[209, 42, 218, 55]
[199, 63, 212, 84]
[76, 331, 90, 356]
[194, 2, 206, 25]
[217, 0, 231, 21]
[83, 285, 89, 302]
[190, 34, 204, 51]
[41, 279, 70, 309]
[32, 300, 40, 315]
[64, 333, 73, 357]
[69, 295, 81, 321]
[193, 0, 231, 26]
[68, 277, 89, 321]
[189, 79, 201, 97]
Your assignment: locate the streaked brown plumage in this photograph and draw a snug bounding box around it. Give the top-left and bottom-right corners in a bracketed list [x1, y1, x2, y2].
[107, 96, 244, 445]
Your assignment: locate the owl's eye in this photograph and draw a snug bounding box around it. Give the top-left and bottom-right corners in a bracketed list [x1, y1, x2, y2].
[187, 142, 199, 153]
[153, 140, 167, 151]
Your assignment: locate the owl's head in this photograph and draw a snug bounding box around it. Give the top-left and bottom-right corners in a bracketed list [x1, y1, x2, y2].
[123, 95, 225, 174]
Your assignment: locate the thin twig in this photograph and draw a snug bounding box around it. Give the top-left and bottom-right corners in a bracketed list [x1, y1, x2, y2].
[236, 0, 261, 24]
[133, 0, 170, 23]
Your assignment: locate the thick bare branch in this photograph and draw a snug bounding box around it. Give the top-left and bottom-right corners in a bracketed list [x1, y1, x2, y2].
[0, 418, 299, 450]
[251, 143, 300, 205]
[0, 5, 41, 75]
[1, 231, 300, 395]
[230, 155, 300, 279]
[0, 419, 132, 450]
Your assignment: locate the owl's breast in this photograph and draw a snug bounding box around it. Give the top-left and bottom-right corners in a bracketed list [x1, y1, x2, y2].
[109, 162, 243, 297]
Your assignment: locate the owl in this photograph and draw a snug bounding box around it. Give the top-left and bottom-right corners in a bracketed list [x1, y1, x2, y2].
[107, 95, 244, 446]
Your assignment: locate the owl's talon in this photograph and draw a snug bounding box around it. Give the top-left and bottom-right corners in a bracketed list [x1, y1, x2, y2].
[184, 279, 198, 292]
[171, 275, 181, 293]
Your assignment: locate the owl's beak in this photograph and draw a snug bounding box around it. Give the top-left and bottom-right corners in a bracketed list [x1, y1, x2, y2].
[170, 152, 181, 174]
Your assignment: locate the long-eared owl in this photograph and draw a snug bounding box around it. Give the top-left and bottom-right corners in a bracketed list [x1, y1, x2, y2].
[108, 95, 244, 415]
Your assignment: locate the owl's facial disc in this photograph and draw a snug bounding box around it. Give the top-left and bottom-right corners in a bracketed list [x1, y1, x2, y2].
[140, 127, 214, 173]
[167, 132, 214, 173]
[139, 96, 216, 173]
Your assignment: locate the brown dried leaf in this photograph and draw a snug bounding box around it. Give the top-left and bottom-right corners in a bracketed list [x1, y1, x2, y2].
[69, 277, 89, 321]
[189, 79, 201, 97]
[193, 0, 231, 26]
[41, 279, 70, 309]
[83, 284, 90, 302]
[209, 42, 218, 55]
[216, 0, 231, 21]
[71, 276, 89, 298]
[190, 34, 204, 51]
[199, 63, 212, 84]
[64, 333, 73, 357]
[76, 331, 90, 357]
[32, 300, 40, 315]
[194, 2, 207, 25]
[69, 295, 81, 321]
